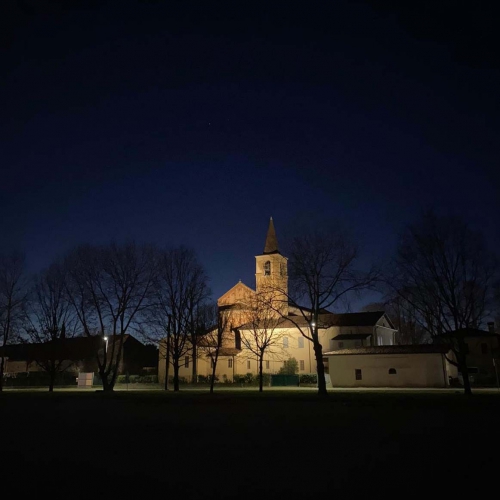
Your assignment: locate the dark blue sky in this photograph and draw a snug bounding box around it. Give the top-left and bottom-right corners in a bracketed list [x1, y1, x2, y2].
[1, 1, 499, 304]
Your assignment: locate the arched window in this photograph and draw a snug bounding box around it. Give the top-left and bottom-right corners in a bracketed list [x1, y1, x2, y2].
[388, 368, 397, 375]
[264, 261, 271, 276]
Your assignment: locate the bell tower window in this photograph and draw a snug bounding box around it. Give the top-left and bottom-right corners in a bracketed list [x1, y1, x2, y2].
[264, 261, 271, 276]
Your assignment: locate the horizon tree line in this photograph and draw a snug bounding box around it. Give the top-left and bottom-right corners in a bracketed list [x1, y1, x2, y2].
[0, 210, 498, 395]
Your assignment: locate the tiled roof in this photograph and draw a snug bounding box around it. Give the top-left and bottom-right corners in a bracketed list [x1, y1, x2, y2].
[218, 348, 241, 356]
[327, 311, 387, 327]
[238, 311, 391, 330]
[332, 333, 372, 340]
[324, 344, 451, 356]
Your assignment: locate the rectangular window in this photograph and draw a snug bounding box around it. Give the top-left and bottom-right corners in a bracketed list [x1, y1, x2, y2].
[266, 360, 270, 369]
[300, 360, 305, 371]
[228, 358, 233, 368]
[338, 341, 344, 349]
[355, 369, 362, 381]
[481, 343, 488, 354]
[247, 360, 251, 369]
[298, 337, 304, 348]
[185, 356, 189, 368]
[283, 337, 289, 348]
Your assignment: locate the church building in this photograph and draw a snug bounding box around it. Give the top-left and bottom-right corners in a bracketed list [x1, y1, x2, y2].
[158, 218, 398, 385]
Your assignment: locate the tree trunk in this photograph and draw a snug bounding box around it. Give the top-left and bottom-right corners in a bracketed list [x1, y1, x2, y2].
[49, 370, 55, 392]
[0, 355, 5, 392]
[164, 340, 170, 391]
[210, 355, 218, 394]
[100, 368, 112, 392]
[173, 359, 180, 392]
[259, 354, 264, 392]
[461, 363, 472, 396]
[191, 338, 197, 384]
[108, 364, 119, 392]
[456, 338, 472, 396]
[313, 340, 327, 396]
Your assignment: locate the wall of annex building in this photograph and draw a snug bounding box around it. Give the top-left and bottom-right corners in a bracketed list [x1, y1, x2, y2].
[328, 353, 451, 388]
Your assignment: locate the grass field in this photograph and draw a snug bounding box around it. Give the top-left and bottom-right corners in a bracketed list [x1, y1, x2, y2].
[1, 389, 498, 498]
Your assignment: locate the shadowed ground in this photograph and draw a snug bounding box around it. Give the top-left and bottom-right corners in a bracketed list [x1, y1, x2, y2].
[1, 390, 497, 498]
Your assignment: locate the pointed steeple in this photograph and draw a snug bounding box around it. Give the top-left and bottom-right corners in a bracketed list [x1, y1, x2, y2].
[263, 217, 280, 254]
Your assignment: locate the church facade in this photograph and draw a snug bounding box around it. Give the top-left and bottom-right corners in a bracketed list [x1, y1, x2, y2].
[158, 218, 398, 385]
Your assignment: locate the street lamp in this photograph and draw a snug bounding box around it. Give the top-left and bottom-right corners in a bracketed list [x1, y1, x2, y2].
[104, 336, 108, 352]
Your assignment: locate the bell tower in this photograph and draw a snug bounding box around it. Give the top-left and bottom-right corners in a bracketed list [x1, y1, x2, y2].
[255, 217, 288, 314]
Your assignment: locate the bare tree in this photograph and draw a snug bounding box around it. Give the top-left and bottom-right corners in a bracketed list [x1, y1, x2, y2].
[199, 304, 232, 393]
[65, 242, 157, 392]
[389, 211, 498, 395]
[24, 261, 76, 392]
[266, 227, 379, 396]
[154, 246, 210, 391]
[0, 252, 27, 391]
[362, 298, 428, 345]
[187, 288, 211, 384]
[494, 283, 500, 331]
[239, 293, 285, 392]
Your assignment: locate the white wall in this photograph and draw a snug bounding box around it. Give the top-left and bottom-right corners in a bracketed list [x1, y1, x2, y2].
[328, 353, 451, 388]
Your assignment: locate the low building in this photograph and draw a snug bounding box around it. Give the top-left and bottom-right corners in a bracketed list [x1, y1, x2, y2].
[437, 326, 500, 385]
[1, 335, 157, 376]
[324, 345, 458, 388]
[0, 337, 101, 375]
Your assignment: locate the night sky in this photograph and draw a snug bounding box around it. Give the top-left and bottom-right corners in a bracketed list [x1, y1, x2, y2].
[1, 1, 499, 304]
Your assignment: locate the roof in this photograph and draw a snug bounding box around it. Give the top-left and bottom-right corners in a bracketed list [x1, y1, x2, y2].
[332, 333, 372, 340]
[263, 217, 280, 255]
[438, 328, 500, 339]
[0, 336, 103, 361]
[238, 311, 393, 330]
[288, 304, 331, 315]
[218, 347, 241, 356]
[324, 345, 451, 356]
[327, 311, 388, 327]
[217, 281, 255, 306]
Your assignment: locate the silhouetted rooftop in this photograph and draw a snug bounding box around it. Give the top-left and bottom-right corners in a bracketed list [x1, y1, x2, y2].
[332, 333, 372, 340]
[324, 344, 451, 356]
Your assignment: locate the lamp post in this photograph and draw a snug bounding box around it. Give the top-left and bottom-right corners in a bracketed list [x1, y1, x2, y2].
[104, 336, 108, 353]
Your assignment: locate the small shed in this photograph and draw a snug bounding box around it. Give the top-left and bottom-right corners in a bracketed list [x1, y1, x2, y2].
[324, 345, 457, 388]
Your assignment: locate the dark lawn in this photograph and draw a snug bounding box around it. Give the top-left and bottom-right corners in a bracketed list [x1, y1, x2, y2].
[1, 390, 498, 498]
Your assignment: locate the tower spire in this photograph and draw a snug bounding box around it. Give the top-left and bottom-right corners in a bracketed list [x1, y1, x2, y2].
[263, 217, 280, 254]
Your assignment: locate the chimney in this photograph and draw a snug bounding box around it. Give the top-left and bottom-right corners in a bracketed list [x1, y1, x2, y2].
[487, 322, 495, 333]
